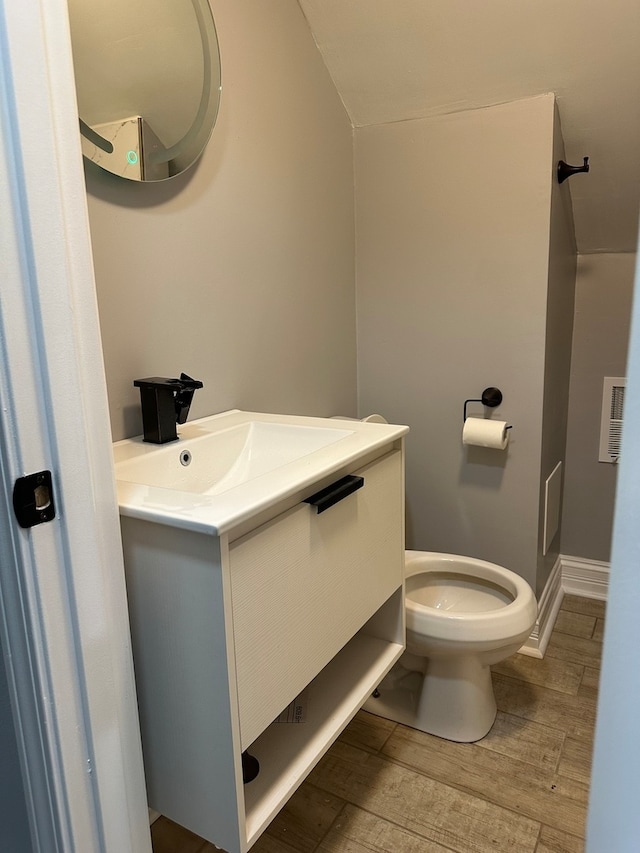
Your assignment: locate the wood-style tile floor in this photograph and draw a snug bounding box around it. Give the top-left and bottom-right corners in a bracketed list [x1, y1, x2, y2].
[152, 594, 604, 853]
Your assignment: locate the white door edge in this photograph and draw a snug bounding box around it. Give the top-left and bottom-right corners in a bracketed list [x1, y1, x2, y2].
[0, 0, 150, 850]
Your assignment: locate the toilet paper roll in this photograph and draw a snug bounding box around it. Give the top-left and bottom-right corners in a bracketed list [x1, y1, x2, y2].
[462, 417, 510, 450]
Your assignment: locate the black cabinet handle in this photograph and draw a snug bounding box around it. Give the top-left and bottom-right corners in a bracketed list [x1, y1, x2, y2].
[304, 475, 364, 514]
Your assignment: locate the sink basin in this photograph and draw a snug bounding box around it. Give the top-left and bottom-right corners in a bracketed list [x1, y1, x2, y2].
[115, 420, 353, 495]
[113, 410, 409, 535]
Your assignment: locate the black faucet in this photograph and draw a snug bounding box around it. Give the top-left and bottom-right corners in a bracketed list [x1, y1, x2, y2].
[133, 373, 204, 443]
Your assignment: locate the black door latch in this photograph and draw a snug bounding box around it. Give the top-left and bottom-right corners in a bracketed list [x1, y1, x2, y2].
[13, 471, 56, 528]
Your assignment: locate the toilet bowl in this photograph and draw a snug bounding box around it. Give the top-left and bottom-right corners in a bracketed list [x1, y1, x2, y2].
[365, 550, 537, 742]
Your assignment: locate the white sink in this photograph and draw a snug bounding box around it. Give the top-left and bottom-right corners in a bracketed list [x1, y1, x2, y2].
[115, 420, 353, 495]
[113, 410, 409, 534]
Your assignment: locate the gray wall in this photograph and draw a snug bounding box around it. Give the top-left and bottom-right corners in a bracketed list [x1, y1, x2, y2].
[537, 103, 577, 591]
[85, 0, 357, 442]
[561, 253, 636, 561]
[80, 0, 626, 574]
[356, 95, 565, 593]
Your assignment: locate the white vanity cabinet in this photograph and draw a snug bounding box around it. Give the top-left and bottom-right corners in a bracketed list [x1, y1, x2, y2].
[116, 412, 407, 853]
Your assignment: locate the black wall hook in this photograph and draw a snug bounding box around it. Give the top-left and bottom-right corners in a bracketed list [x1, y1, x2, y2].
[558, 157, 589, 184]
[463, 387, 503, 423]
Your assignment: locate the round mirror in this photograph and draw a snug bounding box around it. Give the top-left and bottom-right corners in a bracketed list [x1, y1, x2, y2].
[68, 0, 221, 182]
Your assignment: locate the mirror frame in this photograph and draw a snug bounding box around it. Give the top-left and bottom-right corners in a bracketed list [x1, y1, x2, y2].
[70, 0, 221, 182]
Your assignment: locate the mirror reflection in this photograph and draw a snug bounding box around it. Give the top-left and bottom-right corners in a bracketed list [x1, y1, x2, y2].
[68, 0, 221, 181]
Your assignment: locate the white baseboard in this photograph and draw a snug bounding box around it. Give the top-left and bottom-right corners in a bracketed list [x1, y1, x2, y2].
[518, 554, 609, 658]
[519, 555, 563, 658]
[560, 554, 610, 600]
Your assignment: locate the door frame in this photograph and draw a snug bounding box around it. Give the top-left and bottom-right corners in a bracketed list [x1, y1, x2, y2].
[0, 0, 150, 849]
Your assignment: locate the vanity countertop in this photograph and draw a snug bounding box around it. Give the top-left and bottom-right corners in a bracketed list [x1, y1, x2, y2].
[113, 409, 408, 535]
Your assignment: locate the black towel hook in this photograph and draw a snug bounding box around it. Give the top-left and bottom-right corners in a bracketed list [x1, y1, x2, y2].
[557, 157, 589, 184]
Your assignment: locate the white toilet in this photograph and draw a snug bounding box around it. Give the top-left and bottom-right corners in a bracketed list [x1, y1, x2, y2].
[365, 549, 537, 742]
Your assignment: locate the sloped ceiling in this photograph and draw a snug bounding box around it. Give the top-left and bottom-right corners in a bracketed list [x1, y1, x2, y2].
[297, 0, 640, 254]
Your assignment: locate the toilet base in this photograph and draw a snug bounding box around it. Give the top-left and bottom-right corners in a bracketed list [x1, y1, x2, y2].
[363, 653, 497, 743]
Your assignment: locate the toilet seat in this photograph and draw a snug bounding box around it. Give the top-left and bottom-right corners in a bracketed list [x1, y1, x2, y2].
[404, 550, 536, 646]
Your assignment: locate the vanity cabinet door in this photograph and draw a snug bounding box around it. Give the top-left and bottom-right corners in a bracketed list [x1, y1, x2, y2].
[229, 450, 403, 750]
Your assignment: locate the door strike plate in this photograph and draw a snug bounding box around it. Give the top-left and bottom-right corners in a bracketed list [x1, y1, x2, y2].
[13, 470, 56, 528]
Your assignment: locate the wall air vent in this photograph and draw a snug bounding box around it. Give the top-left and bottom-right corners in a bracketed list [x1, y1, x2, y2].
[598, 377, 626, 463]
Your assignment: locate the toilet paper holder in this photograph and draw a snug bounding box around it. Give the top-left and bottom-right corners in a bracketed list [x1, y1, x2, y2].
[463, 387, 512, 428]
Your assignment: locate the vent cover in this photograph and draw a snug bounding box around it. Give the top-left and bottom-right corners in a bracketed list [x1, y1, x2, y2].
[598, 377, 626, 463]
